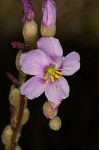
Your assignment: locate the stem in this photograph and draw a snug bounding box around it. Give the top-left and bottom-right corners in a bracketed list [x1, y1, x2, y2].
[10, 95, 25, 150]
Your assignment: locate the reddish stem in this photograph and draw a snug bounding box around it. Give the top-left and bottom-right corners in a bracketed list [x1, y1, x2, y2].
[10, 95, 25, 150]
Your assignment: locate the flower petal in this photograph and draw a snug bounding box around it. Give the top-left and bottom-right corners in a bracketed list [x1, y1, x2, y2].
[20, 76, 45, 99]
[61, 51, 80, 76]
[20, 49, 49, 76]
[37, 37, 63, 64]
[45, 76, 70, 104]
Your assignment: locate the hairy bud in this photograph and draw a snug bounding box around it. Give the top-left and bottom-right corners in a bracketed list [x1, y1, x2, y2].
[21, 107, 30, 125]
[15, 145, 22, 150]
[1, 125, 13, 146]
[49, 116, 62, 131]
[19, 70, 26, 86]
[16, 50, 23, 70]
[9, 86, 20, 107]
[43, 101, 58, 119]
[23, 21, 37, 49]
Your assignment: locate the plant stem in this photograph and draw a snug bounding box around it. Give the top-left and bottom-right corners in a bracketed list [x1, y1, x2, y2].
[10, 95, 25, 150]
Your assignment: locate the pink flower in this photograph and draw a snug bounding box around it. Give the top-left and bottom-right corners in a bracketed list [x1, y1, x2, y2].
[20, 37, 80, 104]
[42, 0, 56, 26]
[21, 0, 34, 22]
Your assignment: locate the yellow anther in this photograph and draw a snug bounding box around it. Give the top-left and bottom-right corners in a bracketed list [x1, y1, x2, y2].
[55, 70, 62, 75]
[52, 72, 55, 75]
[55, 74, 60, 79]
[50, 76, 55, 82]
[44, 66, 62, 84]
[44, 73, 48, 80]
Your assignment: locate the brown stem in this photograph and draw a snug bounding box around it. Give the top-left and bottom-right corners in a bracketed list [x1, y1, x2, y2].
[10, 95, 25, 150]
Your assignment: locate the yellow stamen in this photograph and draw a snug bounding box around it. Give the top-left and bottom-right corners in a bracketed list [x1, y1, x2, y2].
[55, 70, 62, 75]
[52, 72, 55, 75]
[50, 76, 55, 82]
[44, 73, 48, 80]
[55, 74, 60, 79]
[44, 66, 62, 85]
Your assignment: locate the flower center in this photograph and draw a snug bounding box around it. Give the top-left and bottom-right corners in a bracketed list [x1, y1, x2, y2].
[44, 65, 62, 87]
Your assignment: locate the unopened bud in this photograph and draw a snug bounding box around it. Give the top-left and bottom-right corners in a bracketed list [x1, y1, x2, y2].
[16, 50, 23, 70]
[13, 98, 28, 126]
[41, 0, 56, 37]
[48, 101, 60, 110]
[19, 70, 26, 86]
[15, 145, 22, 150]
[9, 86, 21, 107]
[43, 101, 58, 119]
[49, 116, 62, 131]
[21, 0, 35, 22]
[16, 132, 21, 143]
[41, 24, 56, 37]
[1, 125, 13, 146]
[23, 21, 37, 48]
[4, 146, 10, 150]
[21, 108, 30, 125]
[5, 144, 21, 150]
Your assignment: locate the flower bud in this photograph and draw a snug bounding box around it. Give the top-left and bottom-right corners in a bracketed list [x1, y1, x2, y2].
[4, 145, 22, 150]
[16, 132, 21, 143]
[22, 0, 38, 48]
[41, 0, 56, 36]
[9, 86, 21, 107]
[48, 101, 60, 110]
[23, 20, 37, 48]
[21, 107, 30, 125]
[4, 146, 10, 150]
[43, 101, 58, 119]
[41, 24, 56, 37]
[16, 50, 23, 70]
[15, 145, 22, 150]
[19, 70, 26, 86]
[49, 116, 62, 131]
[1, 125, 13, 146]
[21, 0, 34, 22]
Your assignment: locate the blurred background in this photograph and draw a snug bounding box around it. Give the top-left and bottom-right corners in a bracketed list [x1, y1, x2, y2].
[0, 0, 99, 149]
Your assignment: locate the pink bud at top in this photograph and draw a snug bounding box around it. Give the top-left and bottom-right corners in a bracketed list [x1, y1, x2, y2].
[21, 0, 35, 22]
[42, 0, 56, 26]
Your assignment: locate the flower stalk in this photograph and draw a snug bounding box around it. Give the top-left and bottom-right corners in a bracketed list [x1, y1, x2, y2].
[10, 95, 25, 150]
[1, 0, 81, 148]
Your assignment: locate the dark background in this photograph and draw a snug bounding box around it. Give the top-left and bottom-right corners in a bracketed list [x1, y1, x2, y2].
[0, 0, 99, 149]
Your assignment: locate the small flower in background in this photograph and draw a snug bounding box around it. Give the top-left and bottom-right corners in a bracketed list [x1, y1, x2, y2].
[21, 0, 34, 22]
[41, 0, 56, 36]
[20, 37, 80, 104]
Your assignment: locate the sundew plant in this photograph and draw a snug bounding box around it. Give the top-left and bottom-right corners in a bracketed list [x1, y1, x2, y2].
[1, 0, 80, 150]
